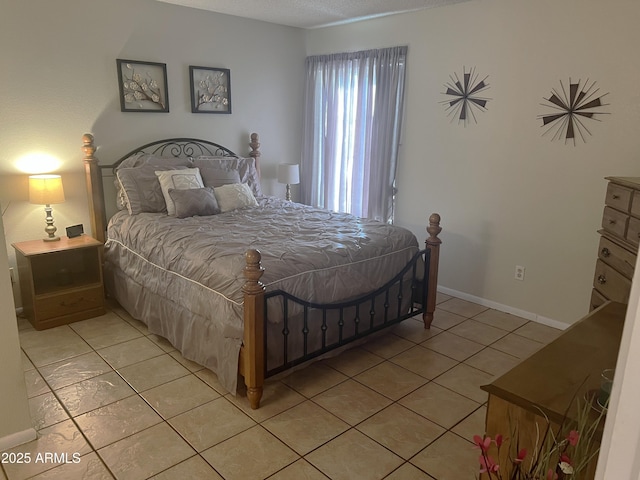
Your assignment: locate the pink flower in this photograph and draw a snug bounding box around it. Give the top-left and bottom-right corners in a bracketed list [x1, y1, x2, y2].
[494, 434, 504, 448]
[473, 435, 492, 453]
[567, 430, 580, 446]
[514, 448, 527, 464]
[547, 468, 558, 480]
[479, 455, 500, 474]
[560, 453, 572, 465]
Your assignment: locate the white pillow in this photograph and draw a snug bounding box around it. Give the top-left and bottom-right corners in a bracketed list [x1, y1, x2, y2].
[155, 168, 204, 215]
[214, 183, 258, 213]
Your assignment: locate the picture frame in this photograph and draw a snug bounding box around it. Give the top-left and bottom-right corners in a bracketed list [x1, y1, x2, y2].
[116, 59, 169, 112]
[189, 66, 231, 114]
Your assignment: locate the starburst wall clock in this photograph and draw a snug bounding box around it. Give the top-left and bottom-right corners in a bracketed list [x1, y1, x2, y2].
[440, 67, 490, 126]
[538, 78, 609, 145]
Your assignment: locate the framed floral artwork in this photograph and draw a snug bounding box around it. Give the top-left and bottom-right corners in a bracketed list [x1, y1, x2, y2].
[116, 59, 169, 112]
[189, 66, 231, 114]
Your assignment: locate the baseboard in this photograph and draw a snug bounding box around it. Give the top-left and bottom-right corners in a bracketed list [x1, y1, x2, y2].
[0, 428, 37, 452]
[437, 286, 569, 331]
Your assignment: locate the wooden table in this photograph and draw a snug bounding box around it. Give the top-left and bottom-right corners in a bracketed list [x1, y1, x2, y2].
[481, 301, 626, 479]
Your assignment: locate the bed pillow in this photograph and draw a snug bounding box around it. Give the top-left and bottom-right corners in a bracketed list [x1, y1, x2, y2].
[116, 165, 188, 215]
[168, 187, 220, 218]
[214, 183, 259, 213]
[199, 168, 241, 188]
[193, 156, 263, 197]
[155, 168, 205, 216]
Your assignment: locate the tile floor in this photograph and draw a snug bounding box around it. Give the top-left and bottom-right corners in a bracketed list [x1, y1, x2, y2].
[2, 294, 562, 480]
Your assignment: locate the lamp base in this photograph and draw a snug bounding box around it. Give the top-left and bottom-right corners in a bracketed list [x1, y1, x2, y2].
[43, 236, 61, 242]
[42, 204, 60, 242]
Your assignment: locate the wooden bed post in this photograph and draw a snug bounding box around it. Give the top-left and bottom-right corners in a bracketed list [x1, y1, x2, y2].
[249, 133, 261, 180]
[423, 213, 442, 329]
[82, 134, 107, 243]
[242, 249, 266, 409]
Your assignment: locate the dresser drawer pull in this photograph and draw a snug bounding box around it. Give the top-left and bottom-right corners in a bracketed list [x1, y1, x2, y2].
[609, 219, 617, 225]
[60, 297, 85, 308]
[612, 194, 620, 199]
[597, 275, 607, 285]
[600, 247, 611, 258]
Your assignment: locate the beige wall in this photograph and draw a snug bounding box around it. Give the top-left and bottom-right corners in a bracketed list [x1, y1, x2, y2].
[306, 0, 640, 325]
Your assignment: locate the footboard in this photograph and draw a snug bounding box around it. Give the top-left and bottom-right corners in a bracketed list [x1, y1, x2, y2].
[240, 214, 442, 409]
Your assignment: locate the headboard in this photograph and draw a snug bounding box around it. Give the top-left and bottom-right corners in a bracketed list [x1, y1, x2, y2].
[81, 133, 261, 243]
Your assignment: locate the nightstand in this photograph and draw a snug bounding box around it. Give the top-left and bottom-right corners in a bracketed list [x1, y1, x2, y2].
[12, 235, 105, 330]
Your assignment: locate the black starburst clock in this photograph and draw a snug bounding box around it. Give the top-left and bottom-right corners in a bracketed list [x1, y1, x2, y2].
[440, 67, 490, 125]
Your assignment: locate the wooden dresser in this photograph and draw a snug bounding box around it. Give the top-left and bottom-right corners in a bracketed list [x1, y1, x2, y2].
[591, 177, 640, 311]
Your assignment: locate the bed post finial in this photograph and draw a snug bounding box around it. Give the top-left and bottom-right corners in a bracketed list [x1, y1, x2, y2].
[82, 133, 107, 243]
[242, 248, 265, 409]
[249, 133, 261, 179]
[423, 213, 442, 329]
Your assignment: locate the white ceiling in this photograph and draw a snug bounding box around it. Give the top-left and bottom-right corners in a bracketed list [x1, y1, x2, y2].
[154, 0, 470, 29]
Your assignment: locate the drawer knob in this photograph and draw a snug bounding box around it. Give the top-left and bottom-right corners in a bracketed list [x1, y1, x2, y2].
[612, 194, 620, 200]
[601, 247, 611, 257]
[597, 275, 607, 285]
[609, 219, 617, 225]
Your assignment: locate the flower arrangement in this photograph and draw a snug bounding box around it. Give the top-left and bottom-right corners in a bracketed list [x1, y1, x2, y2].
[474, 397, 606, 479]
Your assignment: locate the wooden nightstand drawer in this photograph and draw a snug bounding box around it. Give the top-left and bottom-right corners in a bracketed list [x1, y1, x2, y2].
[601, 206, 629, 238]
[34, 285, 104, 321]
[598, 236, 636, 279]
[594, 259, 631, 303]
[605, 183, 633, 212]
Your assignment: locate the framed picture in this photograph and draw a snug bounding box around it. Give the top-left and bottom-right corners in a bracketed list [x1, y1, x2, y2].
[189, 66, 231, 114]
[116, 59, 169, 112]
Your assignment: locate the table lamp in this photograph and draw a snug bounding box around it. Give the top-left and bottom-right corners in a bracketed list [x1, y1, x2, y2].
[29, 174, 65, 242]
[277, 163, 300, 201]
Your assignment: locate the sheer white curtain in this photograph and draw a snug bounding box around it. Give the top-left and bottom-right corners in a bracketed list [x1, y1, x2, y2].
[300, 46, 407, 223]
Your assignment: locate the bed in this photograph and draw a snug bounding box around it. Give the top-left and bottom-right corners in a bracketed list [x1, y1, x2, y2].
[81, 133, 442, 409]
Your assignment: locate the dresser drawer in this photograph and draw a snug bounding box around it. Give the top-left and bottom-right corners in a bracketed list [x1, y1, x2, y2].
[605, 183, 633, 212]
[601, 206, 629, 238]
[631, 190, 640, 217]
[593, 259, 631, 303]
[598, 236, 636, 279]
[626, 217, 640, 247]
[34, 285, 104, 321]
[589, 289, 608, 311]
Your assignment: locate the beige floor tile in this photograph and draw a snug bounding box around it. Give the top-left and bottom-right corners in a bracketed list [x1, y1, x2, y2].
[435, 292, 452, 304]
[490, 332, 544, 360]
[421, 331, 485, 362]
[262, 400, 348, 455]
[306, 429, 403, 480]
[169, 397, 255, 452]
[361, 333, 414, 359]
[117, 354, 190, 392]
[39, 352, 112, 390]
[150, 455, 222, 480]
[357, 403, 445, 460]
[399, 382, 480, 429]
[229, 381, 306, 423]
[1, 419, 92, 480]
[19, 326, 92, 367]
[429, 309, 467, 330]
[98, 423, 195, 480]
[385, 463, 435, 479]
[169, 351, 205, 372]
[56, 371, 136, 417]
[391, 318, 443, 344]
[464, 347, 522, 377]
[201, 426, 298, 480]
[21, 350, 35, 372]
[28, 392, 69, 430]
[75, 395, 163, 449]
[451, 405, 487, 442]
[23, 369, 50, 398]
[194, 368, 228, 394]
[472, 309, 529, 332]
[437, 298, 488, 318]
[17, 315, 34, 332]
[281, 362, 348, 398]
[268, 459, 328, 479]
[514, 321, 563, 344]
[449, 319, 508, 346]
[321, 346, 384, 377]
[70, 312, 143, 349]
[390, 345, 458, 379]
[142, 374, 220, 419]
[312, 379, 392, 425]
[97, 337, 164, 370]
[411, 432, 478, 480]
[433, 363, 492, 403]
[29, 452, 113, 480]
[355, 362, 427, 400]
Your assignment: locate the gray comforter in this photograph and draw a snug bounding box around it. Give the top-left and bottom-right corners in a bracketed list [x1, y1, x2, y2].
[104, 196, 420, 393]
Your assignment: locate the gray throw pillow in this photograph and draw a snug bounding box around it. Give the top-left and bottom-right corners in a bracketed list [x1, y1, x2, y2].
[199, 168, 241, 188]
[168, 187, 220, 218]
[116, 165, 188, 215]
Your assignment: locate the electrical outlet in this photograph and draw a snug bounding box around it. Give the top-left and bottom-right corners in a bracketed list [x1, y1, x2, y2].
[9, 267, 15, 284]
[515, 265, 525, 281]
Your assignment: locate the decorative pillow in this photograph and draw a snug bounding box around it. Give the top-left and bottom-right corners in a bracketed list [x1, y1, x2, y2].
[155, 168, 204, 216]
[116, 165, 188, 215]
[214, 183, 259, 213]
[199, 168, 241, 188]
[168, 187, 220, 218]
[193, 156, 263, 197]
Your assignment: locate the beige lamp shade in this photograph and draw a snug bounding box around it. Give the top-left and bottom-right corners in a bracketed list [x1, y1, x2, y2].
[277, 164, 300, 185]
[29, 175, 65, 205]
